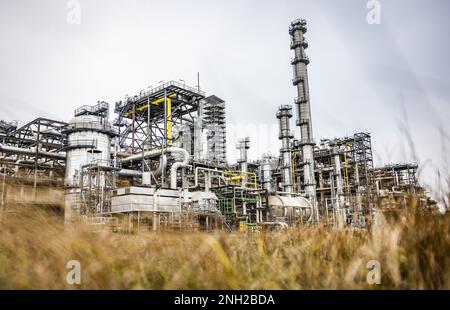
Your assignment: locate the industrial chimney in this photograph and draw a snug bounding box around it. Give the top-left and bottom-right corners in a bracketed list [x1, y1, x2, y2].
[289, 19, 318, 220]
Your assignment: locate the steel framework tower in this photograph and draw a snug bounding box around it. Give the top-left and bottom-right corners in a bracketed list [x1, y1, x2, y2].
[203, 95, 227, 165]
[289, 19, 318, 220]
[114, 81, 205, 153]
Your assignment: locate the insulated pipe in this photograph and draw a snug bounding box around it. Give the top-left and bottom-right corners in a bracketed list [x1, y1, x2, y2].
[118, 155, 167, 178]
[170, 148, 189, 189]
[0, 144, 66, 161]
[121, 148, 163, 164]
[121, 147, 190, 189]
[153, 155, 167, 178]
[194, 167, 225, 188]
[118, 169, 142, 177]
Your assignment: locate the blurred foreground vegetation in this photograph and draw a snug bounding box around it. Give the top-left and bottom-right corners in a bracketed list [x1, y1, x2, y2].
[0, 199, 449, 289]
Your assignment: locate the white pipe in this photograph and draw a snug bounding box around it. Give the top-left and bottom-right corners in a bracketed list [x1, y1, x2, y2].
[0, 144, 66, 160]
[121, 149, 163, 164]
[194, 167, 224, 187]
[170, 148, 190, 189]
[153, 155, 167, 178]
[118, 169, 142, 177]
[121, 147, 190, 189]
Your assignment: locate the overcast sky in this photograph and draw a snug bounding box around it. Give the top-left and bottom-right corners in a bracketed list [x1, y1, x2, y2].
[0, 0, 449, 193]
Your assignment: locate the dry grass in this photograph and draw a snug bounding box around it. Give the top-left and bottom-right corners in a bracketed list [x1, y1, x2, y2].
[0, 200, 449, 290]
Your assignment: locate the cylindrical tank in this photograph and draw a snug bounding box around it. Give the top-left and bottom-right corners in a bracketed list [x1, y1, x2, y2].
[261, 154, 274, 193]
[64, 115, 115, 186]
[265, 195, 313, 223]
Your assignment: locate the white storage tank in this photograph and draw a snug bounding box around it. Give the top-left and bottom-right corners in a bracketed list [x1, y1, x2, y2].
[64, 107, 117, 186]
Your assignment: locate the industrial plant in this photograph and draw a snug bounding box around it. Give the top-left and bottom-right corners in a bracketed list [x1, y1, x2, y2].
[0, 19, 434, 232]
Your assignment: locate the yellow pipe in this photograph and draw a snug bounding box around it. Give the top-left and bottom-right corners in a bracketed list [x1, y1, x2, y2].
[167, 98, 172, 145]
[125, 94, 176, 145]
[224, 171, 258, 190]
[225, 176, 244, 182]
[135, 94, 176, 112]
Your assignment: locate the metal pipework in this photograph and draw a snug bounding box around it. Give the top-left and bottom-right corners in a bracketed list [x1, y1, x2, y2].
[194, 167, 226, 189]
[117, 169, 143, 177]
[118, 155, 167, 179]
[0, 144, 66, 161]
[121, 147, 190, 189]
[276, 105, 294, 194]
[289, 19, 318, 219]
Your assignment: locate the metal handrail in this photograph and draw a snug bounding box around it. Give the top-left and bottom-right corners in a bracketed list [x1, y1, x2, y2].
[66, 139, 97, 148]
[294, 97, 309, 104]
[64, 121, 118, 135]
[291, 55, 310, 64]
[116, 80, 205, 110]
[291, 18, 307, 26]
[299, 139, 316, 146]
[0, 120, 18, 128]
[75, 102, 109, 117]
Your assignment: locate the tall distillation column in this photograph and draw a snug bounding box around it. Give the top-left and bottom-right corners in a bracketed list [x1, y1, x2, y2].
[289, 19, 318, 220]
[276, 105, 294, 195]
[261, 154, 274, 193]
[237, 137, 250, 215]
[333, 147, 345, 223]
[237, 137, 250, 187]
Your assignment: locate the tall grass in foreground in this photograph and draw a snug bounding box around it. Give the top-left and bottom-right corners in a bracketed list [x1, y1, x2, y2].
[0, 201, 449, 289]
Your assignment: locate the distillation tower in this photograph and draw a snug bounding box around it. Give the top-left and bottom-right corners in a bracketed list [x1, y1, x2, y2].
[277, 105, 294, 194]
[289, 19, 318, 221]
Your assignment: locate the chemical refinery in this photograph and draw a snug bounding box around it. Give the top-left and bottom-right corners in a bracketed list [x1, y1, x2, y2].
[0, 19, 434, 232]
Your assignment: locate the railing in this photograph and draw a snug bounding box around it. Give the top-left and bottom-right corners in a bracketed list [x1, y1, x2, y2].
[290, 39, 308, 49]
[0, 120, 18, 127]
[291, 18, 307, 26]
[64, 122, 118, 136]
[297, 119, 311, 126]
[115, 80, 205, 111]
[289, 19, 307, 34]
[294, 97, 309, 104]
[291, 55, 310, 65]
[299, 139, 316, 146]
[292, 76, 304, 85]
[0, 120, 18, 133]
[65, 139, 97, 149]
[75, 102, 109, 117]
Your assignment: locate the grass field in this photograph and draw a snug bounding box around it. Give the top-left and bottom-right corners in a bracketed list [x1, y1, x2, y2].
[0, 197, 449, 290]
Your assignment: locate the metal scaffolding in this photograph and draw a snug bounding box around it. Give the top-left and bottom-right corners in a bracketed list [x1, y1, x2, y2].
[0, 118, 67, 186]
[114, 80, 205, 153]
[203, 95, 227, 165]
